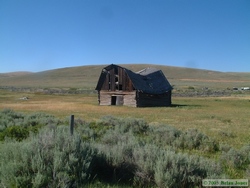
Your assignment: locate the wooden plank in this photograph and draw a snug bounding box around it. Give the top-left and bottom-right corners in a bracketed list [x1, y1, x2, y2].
[124, 92, 136, 107]
[110, 69, 115, 91]
[100, 91, 135, 95]
[99, 91, 136, 106]
[118, 67, 123, 84]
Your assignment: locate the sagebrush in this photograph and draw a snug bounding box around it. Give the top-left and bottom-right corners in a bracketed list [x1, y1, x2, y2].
[0, 110, 249, 187]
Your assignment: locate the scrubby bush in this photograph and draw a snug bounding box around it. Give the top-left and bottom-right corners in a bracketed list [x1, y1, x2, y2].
[23, 112, 61, 127]
[219, 143, 232, 152]
[175, 128, 219, 152]
[153, 149, 223, 188]
[130, 143, 223, 187]
[0, 126, 97, 187]
[0, 109, 62, 141]
[240, 145, 250, 165]
[245, 165, 250, 179]
[220, 145, 250, 169]
[93, 140, 224, 187]
[91, 122, 224, 187]
[0, 126, 29, 141]
[148, 124, 181, 146]
[148, 125, 218, 153]
[0, 112, 247, 187]
[0, 109, 24, 129]
[98, 115, 149, 135]
[92, 131, 138, 184]
[0, 109, 61, 129]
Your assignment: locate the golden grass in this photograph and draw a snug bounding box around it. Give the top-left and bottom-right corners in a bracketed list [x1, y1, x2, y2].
[0, 90, 249, 148]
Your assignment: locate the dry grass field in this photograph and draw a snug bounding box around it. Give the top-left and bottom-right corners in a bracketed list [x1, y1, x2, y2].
[0, 65, 250, 185]
[0, 89, 249, 149]
[1, 64, 250, 148]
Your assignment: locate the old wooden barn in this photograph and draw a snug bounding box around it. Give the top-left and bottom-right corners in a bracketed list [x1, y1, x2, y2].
[95, 64, 172, 107]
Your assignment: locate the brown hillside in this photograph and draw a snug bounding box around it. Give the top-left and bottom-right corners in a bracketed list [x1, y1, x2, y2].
[0, 64, 249, 89]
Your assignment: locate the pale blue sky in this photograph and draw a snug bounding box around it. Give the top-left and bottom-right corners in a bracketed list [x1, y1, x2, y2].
[0, 0, 249, 73]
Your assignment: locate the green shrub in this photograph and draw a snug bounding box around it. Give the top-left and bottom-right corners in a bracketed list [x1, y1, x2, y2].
[0, 108, 24, 119]
[0, 109, 24, 129]
[219, 143, 232, 152]
[148, 125, 218, 153]
[0, 126, 29, 141]
[0, 109, 61, 130]
[149, 125, 181, 146]
[240, 145, 250, 165]
[93, 129, 224, 187]
[118, 117, 149, 135]
[245, 165, 250, 179]
[1, 113, 243, 187]
[98, 116, 149, 135]
[131, 144, 223, 187]
[77, 124, 96, 141]
[187, 86, 195, 90]
[220, 145, 250, 169]
[0, 109, 63, 141]
[23, 112, 61, 127]
[153, 150, 223, 187]
[0, 126, 97, 187]
[174, 129, 219, 152]
[100, 130, 138, 164]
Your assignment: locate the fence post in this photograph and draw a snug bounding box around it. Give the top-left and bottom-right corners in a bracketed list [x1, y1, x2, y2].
[70, 115, 74, 135]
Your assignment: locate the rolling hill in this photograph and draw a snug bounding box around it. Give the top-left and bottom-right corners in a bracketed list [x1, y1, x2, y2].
[0, 64, 250, 89]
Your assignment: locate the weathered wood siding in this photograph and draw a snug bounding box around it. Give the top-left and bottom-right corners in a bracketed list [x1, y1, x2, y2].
[100, 66, 134, 91]
[136, 91, 172, 107]
[99, 91, 136, 106]
[123, 92, 136, 107]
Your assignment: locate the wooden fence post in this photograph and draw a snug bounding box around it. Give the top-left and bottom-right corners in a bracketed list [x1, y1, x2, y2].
[70, 115, 74, 135]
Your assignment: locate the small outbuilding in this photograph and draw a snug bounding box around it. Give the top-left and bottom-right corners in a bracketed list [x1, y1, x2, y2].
[95, 64, 172, 107]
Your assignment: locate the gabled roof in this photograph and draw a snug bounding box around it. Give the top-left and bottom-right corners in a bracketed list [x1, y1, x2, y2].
[96, 64, 172, 94]
[95, 64, 121, 90]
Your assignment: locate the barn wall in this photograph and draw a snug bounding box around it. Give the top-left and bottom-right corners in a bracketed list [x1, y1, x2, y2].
[100, 66, 134, 91]
[136, 91, 172, 107]
[99, 91, 136, 107]
[123, 92, 136, 107]
[99, 91, 111, 105]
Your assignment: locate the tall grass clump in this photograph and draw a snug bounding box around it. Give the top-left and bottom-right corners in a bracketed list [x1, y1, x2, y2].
[0, 126, 97, 187]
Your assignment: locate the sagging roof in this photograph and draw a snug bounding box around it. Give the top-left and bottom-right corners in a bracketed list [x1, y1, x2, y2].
[96, 64, 172, 94]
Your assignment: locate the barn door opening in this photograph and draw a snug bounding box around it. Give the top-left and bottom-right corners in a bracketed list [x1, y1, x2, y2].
[111, 95, 124, 105]
[111, 96, 116, 105]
